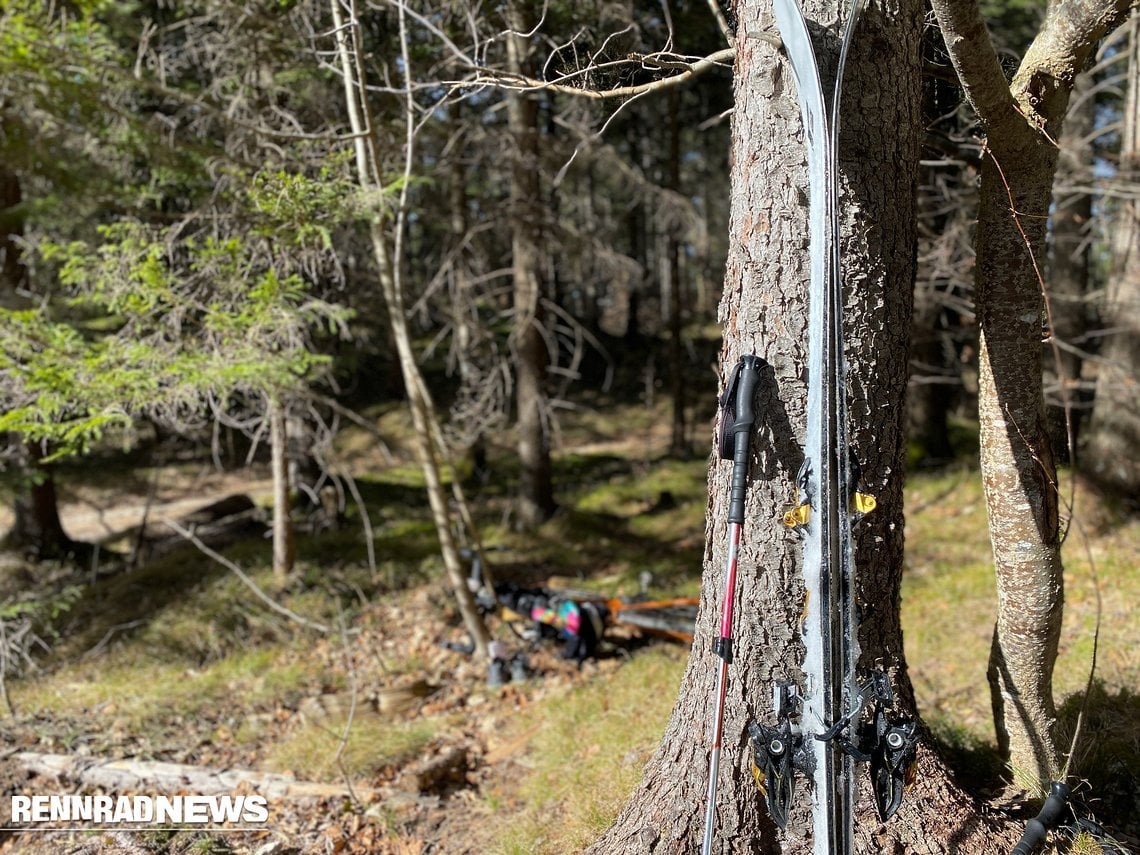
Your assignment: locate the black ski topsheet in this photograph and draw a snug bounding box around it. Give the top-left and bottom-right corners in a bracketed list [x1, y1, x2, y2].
[770, 0, 866, 853]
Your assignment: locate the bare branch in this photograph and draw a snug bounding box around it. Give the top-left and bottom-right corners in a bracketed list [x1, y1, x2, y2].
[162, 518, 331, 634]
[704, 0, 736, 47]
[467, 48, 735, 101]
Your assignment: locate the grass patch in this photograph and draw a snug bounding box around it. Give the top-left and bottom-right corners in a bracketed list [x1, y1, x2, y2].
[488, 645, 686, 854]
[13, 645, 316, 741]
[267, 711, 441, 781]
[1056, 683, 1140, 837]
[902, 467, 997, 741]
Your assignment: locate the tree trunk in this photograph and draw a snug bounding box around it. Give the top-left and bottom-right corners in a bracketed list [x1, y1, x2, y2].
[975, 149, 1064, 791]
[270, 398, 295, 584]
[1085, 17, 1140, 497]
[590, 1, 1010, 850]
[506, 0, 556, 529]
[908, 282, 957, 463]
[626, 123, 649, 344]
[929, 0, 1133, 791]
[447, 106, 485, 477]
[910, 36, 970, 466]
[5, 443, 75, 562]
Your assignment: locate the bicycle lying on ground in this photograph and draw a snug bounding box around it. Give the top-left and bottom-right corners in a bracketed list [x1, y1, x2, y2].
[460, 549, 698, 661]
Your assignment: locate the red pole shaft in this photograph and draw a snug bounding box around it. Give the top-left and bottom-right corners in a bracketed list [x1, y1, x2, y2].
[702, 521, 742, 854]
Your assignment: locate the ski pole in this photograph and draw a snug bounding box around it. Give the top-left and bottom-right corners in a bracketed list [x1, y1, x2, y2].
[702, 354, 762, 855]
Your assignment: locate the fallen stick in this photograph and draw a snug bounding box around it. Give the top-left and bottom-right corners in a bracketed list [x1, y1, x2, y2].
[11, 751, 378, 800]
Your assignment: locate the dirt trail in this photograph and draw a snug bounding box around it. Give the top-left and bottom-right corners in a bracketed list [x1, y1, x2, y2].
[0, 469, 275, 544]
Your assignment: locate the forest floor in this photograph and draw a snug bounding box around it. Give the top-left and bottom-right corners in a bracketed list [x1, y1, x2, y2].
[0, 397, 1138, 854]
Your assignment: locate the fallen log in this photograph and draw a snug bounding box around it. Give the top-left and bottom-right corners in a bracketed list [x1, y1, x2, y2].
[142, 513, 265, 562]
[11, 751, 378, 800]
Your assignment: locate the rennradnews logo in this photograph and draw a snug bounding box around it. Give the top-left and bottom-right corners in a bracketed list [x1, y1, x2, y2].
[10, 794, 269, 826]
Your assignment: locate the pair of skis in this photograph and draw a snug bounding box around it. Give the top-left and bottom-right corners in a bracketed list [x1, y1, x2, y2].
[701, 0, 916, 852]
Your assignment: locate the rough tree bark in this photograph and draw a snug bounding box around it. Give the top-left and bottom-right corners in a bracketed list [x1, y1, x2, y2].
[1085, 16, 1140, 496]
[506, 0, 557, 529]
[589, 0, 1013, 851]
[929, 0, 1134, 791]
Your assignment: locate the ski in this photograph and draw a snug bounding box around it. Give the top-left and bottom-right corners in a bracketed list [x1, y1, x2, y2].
[746, 0, 917, 852]
[779, 1, 862, 850]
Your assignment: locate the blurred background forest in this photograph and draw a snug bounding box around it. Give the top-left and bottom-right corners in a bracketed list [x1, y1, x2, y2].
[0, 0, 1138, 852]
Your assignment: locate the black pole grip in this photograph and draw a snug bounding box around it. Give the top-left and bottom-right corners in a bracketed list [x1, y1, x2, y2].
[1010, 781, 1071, 855]
[726, 355, 762, 525]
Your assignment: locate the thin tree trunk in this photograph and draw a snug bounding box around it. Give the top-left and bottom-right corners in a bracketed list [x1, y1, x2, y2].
[329, 0, 491, 657]
[447, 107, 483, 480]
[909, 282, 957, 462]
[270, 398, 295, 584]
[910, 43, 966, 466]
[976, 149, 1064, 788]
[506, 0, 556, 529]
[929, 0, 1133, 790]
[1085, 17, 1140, 496]
[0, 161, 22, 295]
[627, 126, 648, 345]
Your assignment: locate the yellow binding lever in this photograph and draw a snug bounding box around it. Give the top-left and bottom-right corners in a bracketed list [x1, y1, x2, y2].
[784, 502, 811, 529]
